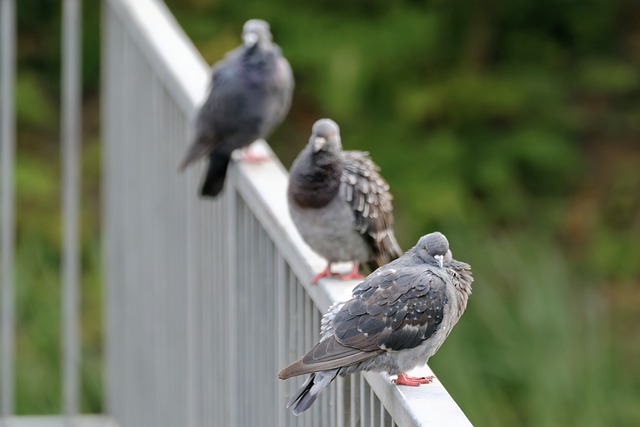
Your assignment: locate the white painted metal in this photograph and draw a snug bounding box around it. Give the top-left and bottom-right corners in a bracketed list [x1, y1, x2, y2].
[60, 0, 82, 417]
[102, 0, 474, 426]
[0, 0, 16, 418]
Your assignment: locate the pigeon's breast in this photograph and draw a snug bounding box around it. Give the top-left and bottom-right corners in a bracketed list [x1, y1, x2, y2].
[289, 195, 369, 263]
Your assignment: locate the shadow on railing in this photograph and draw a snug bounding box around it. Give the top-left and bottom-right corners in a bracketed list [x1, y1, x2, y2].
[101, 0, 472, 426]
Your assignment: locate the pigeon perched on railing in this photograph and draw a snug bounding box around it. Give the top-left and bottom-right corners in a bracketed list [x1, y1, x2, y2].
[287, 119, 402, 283]
[278, 232, 473, 415]
[180, 19, 294, 198]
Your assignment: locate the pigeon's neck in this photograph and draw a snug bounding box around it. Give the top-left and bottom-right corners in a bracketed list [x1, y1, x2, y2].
[289, 150, 343, 208]
[242, 45, 277, 76]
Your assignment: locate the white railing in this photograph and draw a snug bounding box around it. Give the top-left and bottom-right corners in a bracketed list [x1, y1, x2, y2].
[101, 0, 473, 426]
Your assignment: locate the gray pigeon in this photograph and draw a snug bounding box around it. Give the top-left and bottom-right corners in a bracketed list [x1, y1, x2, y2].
[288, 119, 402, 283]
[180, 19, 294, 198]
[278, 232, 473, 415]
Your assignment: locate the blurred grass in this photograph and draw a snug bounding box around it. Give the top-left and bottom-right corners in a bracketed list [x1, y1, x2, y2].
[10, 0, 640, 424]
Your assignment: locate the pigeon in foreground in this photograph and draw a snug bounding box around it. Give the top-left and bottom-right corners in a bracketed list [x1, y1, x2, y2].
[288, 119, 402, 283]
[180, 19, 294, 198]
[278, 232, 473, 415]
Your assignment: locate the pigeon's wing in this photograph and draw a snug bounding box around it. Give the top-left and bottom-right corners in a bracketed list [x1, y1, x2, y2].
[269, 49, 294, 128]
[278, 334, 380, 379]
[180, 48, 257, 169]
[334, 266, 449, 352]
[341, 151, 402, 266]
[201, 49, 261, 142]
[278, 265, 449, 378]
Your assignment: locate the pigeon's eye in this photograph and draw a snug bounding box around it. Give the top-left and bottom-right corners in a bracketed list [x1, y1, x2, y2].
[328, 132, 335, 139]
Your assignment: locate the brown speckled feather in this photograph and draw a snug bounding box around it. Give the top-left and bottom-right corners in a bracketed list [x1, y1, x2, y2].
[341, 151, 403, 267]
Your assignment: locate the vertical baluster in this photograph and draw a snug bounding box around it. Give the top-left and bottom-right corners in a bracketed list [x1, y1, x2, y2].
[370, 387, 380, 427]
[360, 375, 370, 427]
[275, 254, 288, 427]
[0, 0, 16, 418]
[61, 0, 82, 418]
[225, 179, 238, 423]
[350, 374, 360, 427]
[382, 404, 392, 427]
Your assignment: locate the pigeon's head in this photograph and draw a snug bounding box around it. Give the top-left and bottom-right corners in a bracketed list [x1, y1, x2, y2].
[415, 232, 449, 268]
[310, 119, 342, 154]
[242, 19, 273, 48]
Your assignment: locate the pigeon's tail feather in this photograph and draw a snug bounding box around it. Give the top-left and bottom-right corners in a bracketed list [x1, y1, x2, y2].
[180, 138, 214, 171]
[201, 152, 231, 198]
[368, 231, 404, 271]
[381, 232, 403, 263]
[287, 370, 338, 416]
[366, 259, 379, 274]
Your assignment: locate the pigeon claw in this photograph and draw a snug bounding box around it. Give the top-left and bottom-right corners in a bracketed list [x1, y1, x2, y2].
[335, 262, 364, 281]
[393, 373, 434, 387]
[311, 266, 335, 284]
[312, 262, 364, 284]
[336, 271, 365, 281]
[240, 147, 270, 163]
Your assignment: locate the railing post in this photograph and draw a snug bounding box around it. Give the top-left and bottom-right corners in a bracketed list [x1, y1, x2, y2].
[61, 0, 82, 418]
[225, 172, 239, 425]
[0, 0, 16, 419]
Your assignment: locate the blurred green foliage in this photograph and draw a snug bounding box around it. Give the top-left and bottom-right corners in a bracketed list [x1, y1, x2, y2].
[11, 0, 640, 425]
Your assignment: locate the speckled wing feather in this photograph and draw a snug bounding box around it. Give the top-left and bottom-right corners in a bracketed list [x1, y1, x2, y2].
[279, 265, 448, 379]
[340, 151, 402, 267]
[336, 266, 448, 352]
[448, 259, 472, 287]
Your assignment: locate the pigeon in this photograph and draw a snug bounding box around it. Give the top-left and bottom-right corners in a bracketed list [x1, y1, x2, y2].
[278, 232, 473, 415]
[180, 19, 294, 198]
[287, 119, 402, 283]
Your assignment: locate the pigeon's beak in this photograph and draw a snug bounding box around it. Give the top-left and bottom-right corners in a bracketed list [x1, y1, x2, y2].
[434, 254, 444, 269]
[243, 32, 259, 47]
[313, 136, 327, 153]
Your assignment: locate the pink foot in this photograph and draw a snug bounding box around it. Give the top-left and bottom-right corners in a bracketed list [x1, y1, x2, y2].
[336, 271, 365, 281]
[335, 262, 364, 281]
[240, 147, 270, 163]
[393, 373, 434, 387]
[311, 264, 335, 284]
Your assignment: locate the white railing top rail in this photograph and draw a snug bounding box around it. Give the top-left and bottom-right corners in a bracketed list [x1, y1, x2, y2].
[105, 0, 473, 425]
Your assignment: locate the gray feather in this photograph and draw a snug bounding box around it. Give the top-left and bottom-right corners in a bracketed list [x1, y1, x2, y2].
[286, 370, 338, 416]
[278, 231, 474, 414]
[180, 19, 294, 198]
[288, 119, 402, 267]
